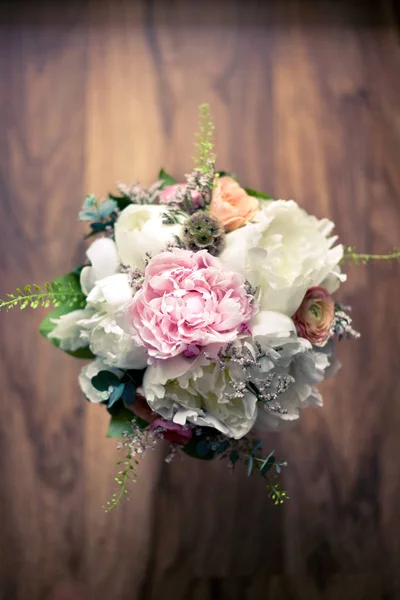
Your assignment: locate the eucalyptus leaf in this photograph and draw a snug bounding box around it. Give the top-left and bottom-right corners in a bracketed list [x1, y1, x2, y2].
[107, 383, 125, 408]
[260, 450, 276, 475]
[247, 454, 254, 476]
[79, 209, 100, 221]
[91, 370, 121, 392]
[196, 440, 211, 458]
[82, 194, 97, 208]
[98, 199, 118, 219]
[121, 381, 136, 405]
[250, 440, 263, 455]
[90, 221, 108, 233]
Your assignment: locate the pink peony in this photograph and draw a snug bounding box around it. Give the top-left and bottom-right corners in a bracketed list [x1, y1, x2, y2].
[159, 184, 204, 209]
[292, 286, 335, 347]
[150, 418, 193, 445]
[128, 248, 255, 359]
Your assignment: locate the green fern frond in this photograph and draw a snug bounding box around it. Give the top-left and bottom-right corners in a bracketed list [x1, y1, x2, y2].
[342, 246, 400, 265]
[0, 281, 86, 312]
[193, 103, 216, 174]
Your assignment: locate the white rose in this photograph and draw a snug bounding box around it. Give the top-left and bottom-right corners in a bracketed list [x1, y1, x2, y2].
[114, 204, 184, 268]
[143, 353, 258, 439]
[221, 200, 345, 316]
[79, 358, 123, 403]
[80, 273, 148, 370]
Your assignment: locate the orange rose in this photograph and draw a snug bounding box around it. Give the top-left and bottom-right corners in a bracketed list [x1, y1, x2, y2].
[209, 176, 259, 232]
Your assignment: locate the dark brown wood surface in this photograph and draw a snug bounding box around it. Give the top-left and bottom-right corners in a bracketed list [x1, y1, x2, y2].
[0, 1, 400, 599]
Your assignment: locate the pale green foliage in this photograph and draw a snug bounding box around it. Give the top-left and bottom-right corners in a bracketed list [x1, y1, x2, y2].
[193, 103, 216, 173]
[104, 452, 138, 512]
[0, 281, 86, 312]
[342, 246, 400, 265]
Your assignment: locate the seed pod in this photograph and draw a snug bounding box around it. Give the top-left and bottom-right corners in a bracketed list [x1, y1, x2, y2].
[182, 211, 225, 256]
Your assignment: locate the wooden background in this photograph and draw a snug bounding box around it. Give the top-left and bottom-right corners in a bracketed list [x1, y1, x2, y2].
[0, 1, 400, 598]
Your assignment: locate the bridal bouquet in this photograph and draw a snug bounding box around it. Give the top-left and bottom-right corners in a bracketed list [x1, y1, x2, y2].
[3, 105, 395, 509]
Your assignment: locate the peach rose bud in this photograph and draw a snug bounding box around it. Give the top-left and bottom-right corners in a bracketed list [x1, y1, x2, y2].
[209, 176, 259, 232]
[292, 286, 335, 347]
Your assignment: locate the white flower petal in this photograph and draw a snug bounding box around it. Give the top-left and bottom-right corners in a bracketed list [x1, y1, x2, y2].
[48, 309, 92, 351]
[79, 358, 123, 403]
[80, 238, 120, 294]
[220, 199, 344, 315]
[86, 273, 132, 310]
[115, 204, 184, 268]
[143, 353, 258, 439]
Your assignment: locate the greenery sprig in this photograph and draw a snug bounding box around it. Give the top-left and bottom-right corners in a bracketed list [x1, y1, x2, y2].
[193, 103, 215, 174]
[104, 450, 139, 512]
[244, 443, 289, 505]
[0, 281, 86, 312]
[342, 246, 400, 265]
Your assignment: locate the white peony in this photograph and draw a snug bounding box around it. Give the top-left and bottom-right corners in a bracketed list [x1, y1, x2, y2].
[114, 204, 184, 268]
[143, 353, 258, 439]
[255, 340, 339, 431]
[48, 238, 148, 369]
[48, 309, 93, 352]
[80, 273, 148, 369]
[79, 358, 123, 403]
[80, 237, 120, 295]
[220, 200, 345, 316]
[142, 311, 304, 439]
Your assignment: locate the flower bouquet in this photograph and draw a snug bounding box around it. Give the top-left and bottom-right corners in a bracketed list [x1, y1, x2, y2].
[1, 105, 397, 510]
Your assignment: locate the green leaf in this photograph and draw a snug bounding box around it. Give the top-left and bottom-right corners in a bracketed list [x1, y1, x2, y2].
[244, 187, 271, 200]
[260, 450, 275, 475]
[106, 404, 135, 438]
[216, 170, 238, 180]
[67, 347, 95, 359]
[158, 168, 177, 189]
[53, 271, 84, 295]
[108, 193, 132, 212]
[247, 454, 254, 476]
[91, 370, 121, 392]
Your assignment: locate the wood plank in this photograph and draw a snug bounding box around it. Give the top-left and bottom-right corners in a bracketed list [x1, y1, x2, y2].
[0, 4, 88, 600]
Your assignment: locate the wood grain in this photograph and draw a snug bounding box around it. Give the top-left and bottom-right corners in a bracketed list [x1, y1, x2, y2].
[0, 1, 400, 599]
